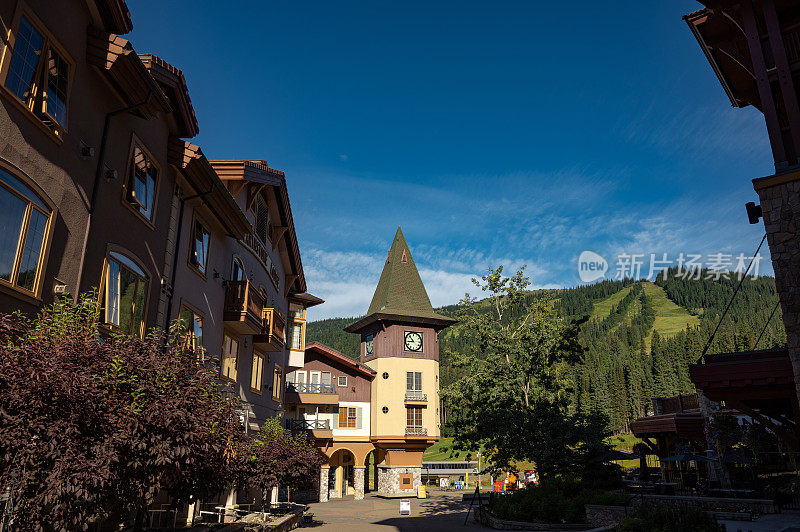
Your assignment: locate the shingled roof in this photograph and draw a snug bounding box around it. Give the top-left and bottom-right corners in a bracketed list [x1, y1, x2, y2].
[345, 227, 456, 333]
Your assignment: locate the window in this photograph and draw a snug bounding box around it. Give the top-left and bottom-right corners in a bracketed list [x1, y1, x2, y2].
[103, 251, 149, 336]
[179, 305, 204, 361]
[382, 406, 388, 414]
[338, 406, 357, 429]
[382, 372, 389, 380]
[125, 144, 158, 221]
[249, 351, 264, 394]
[2, 13, 73, 136]
[232, 257, 245, 281]
[407, 406, 423, 428]
[406, 371, 422, 392]
[252, 196, 270, 245]
[0, 167, 51, 295]
[365, 334, 374, 356]
[189, 219, 210, 274]
[338, 376, 347, 387]
[287, 319, 304, 351]
[221, 332, 238, 381]
[272, 365, 283, 401]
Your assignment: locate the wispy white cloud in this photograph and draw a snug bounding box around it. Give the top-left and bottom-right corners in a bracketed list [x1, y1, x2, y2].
[297, 159, 772, 319]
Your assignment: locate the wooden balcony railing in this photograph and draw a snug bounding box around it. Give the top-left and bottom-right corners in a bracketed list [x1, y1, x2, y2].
[405, 426, 428, 436]
[253, 307, 285, 351]
[223, 280, 264, 335]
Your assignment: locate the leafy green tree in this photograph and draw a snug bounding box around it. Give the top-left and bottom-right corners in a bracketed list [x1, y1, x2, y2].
[442, 266, 611, 479]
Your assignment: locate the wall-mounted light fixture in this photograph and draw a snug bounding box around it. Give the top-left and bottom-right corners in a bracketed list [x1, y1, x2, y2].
[746, 201, 763, 224]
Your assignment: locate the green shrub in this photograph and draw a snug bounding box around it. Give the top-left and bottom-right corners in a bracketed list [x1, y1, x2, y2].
[618, 504, 724, 532]
[487, 477, 630, 524]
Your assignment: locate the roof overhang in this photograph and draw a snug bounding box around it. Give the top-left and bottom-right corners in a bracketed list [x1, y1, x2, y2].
[290, 292, 325, 308]
[305, 342, 375, 379]
[630, 411, 704, 440]
[168, 140, 250, 239]
[139, 54, 199, 138]
[344, 312, 457, 333]
[86, 28, 171, 117]
[87, 0, 133, 35]
[690, 348, 794, 402]
[210, 160, 307, 293]
[683, 7, 759, 110]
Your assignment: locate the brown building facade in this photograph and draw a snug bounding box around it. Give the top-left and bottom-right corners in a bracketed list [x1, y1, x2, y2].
[0, 0, 321, 455]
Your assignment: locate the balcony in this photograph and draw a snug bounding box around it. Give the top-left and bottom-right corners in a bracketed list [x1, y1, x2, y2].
[253, 307, 286, 351]
[285, 418, 332, 439]
[405, 426, 428, 437]
[223, 280, 264, 335]
[284, 382, 339, 405]
[290, 383, 336, 394]
[404, 391, 428, 404]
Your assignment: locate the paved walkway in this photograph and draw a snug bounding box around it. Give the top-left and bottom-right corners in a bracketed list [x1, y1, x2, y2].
[303, 492, 800, 532]
[303, 491, 486, 531]
[718, 512, 800, 532]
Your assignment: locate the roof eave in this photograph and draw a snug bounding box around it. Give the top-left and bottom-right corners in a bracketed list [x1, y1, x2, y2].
[344, 312, 457, 333]
[683, 9, 743, 109]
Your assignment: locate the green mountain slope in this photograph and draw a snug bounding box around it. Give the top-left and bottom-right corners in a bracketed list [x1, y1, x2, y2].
[307, 273, 786, 434]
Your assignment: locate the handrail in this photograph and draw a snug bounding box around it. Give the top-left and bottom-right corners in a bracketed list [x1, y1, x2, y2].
[405, 426, 428, 436]
[262, 307, 286, 338]
[405, 391, 427, 401]
[286, 382, 336, 394]
[285, 418, 331, 430]
[224, 280, 264, 317]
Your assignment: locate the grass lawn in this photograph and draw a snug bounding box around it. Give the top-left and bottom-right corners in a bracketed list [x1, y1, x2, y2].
[643, 281, 699, 350]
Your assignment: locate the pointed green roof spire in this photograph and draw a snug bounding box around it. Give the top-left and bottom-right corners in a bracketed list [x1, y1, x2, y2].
[345, 227, 456, 332]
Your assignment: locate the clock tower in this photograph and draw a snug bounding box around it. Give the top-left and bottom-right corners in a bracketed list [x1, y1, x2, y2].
[345, 227, 456, 497]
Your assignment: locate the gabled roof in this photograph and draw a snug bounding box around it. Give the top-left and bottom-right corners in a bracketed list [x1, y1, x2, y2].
[209, 160, 306, 293]
[167, 139, 250, 239]
[344, 227, 456, 333]
[139, 54, 199, 138]
[305, 342, 376, 379]
[86, 28, 171, 118]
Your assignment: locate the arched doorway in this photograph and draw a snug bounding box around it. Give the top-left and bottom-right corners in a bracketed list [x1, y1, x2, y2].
[329, 449, 356, 499]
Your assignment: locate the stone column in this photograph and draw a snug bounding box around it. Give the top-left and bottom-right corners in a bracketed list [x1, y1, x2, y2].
[696, 391, 731, 489]
[354, 467, 365, 500]
[756, 178, 800, 409]
[319, 466, 329, 502]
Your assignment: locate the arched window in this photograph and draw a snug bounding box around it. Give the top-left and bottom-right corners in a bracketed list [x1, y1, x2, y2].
[0, 166, 51, 294]
[102, 250, 149, 336]
[231, 257, 245, 281]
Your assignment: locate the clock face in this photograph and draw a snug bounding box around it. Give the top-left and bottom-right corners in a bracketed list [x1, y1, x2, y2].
[404, 331, 423, 352]
[365, 334, 374, 356]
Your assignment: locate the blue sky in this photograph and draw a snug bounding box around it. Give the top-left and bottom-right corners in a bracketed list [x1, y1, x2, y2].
[130, 1, 773, 319]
